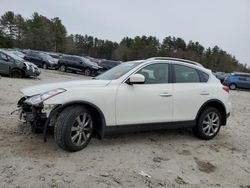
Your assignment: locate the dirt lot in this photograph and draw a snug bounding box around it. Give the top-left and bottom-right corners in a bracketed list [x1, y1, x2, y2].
[0, 70, 249, 188]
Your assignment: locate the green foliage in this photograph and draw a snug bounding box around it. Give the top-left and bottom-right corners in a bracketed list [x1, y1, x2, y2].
[0, 11, 249, 73]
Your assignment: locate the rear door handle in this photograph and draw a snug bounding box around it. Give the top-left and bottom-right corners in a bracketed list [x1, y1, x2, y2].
[200, 91, 210, 95]
[160, 92, 172, 97]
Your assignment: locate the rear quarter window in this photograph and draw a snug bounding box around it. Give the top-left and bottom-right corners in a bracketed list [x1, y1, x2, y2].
[198, 70, 209, 82]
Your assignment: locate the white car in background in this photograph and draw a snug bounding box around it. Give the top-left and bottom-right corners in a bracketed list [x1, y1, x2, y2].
[16, 57, 231, 152]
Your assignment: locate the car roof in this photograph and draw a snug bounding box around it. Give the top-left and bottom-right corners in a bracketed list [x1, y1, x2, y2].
[146, 57, 204, 67]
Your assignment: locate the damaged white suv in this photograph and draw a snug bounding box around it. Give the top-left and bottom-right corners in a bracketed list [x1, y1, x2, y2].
[16, 57, 231, 152]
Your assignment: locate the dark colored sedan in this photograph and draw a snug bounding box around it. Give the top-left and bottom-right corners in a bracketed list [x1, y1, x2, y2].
[0, 49, 40, 78]
[99, 60, 121, 71]
[24, 51, 58, 69]
[58, 55, 102, 76]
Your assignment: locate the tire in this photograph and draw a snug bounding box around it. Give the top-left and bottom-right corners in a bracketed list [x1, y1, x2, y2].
[84, 68, 91, 76]
[10, 70, 23, 78]
[91, 70, 97, 77]
[229, 84, 236, 90]
[59, 64, 66, 72]
[43, 63, 48, 69]
[193, 107, 221, 140]
[54, 106, 94, 152]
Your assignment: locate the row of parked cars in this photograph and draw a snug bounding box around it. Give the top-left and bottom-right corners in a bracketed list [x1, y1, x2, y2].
[213, 71, 250, 90]
[1, 48, 249, 91]
[23, 50, 121, 76]
[0, 48, 122, 78]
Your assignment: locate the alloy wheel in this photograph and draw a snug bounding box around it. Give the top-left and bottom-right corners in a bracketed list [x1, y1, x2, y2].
[71, 113, 93, 146]
[60, 65, 66, 72]
[202, 112, 220, 136]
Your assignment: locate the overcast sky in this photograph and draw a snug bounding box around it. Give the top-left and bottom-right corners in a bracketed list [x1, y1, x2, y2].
[1, 0, 249, 65]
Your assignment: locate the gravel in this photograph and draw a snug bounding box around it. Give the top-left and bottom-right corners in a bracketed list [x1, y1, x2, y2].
[0, 69, 249, 188]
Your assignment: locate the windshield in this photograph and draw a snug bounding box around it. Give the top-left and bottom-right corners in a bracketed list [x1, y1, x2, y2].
[4, 51, 24, 61]
[40, 53, 54, 60]
[95, 60, 143, 80]
[81, 57, 98, 66]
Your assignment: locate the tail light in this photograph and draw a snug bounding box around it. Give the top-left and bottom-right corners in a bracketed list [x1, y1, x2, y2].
[223, 86, 229, 93]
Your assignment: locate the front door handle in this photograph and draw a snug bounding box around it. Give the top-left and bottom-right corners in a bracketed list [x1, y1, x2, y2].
[160, 92, 172, 97]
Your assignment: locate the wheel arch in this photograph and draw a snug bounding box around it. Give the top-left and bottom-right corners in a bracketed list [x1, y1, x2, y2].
[196, 99, 227, 125]
[10, 68, 24, 77]
[54, 101, 106, 138]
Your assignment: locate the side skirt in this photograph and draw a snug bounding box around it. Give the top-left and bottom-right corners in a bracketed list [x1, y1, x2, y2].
[104, 120, 196, 136]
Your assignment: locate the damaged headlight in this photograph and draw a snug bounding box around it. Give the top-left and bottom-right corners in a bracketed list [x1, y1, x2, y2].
[25, 88, 66, 105]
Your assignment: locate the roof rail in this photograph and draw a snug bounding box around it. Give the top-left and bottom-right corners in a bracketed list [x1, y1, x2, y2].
[233, 72, 250, 75]
[147, 57, 204, 67]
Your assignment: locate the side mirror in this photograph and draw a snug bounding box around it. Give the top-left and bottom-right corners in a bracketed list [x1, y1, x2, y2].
[127, 74, 145, 85]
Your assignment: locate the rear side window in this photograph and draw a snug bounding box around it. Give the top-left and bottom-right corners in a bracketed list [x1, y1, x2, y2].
[173, 64, 200, 83]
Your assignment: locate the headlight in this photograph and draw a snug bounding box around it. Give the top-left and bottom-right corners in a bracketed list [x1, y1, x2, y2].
[25, 88, 66, 105]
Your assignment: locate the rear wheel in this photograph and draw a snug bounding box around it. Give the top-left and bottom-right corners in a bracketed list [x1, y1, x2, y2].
[193, 107, 221, 140]
[10, 70, 23, 78]
[54, 106, 94, 152]
[59, 64, 66, 72]
[229, 84, 236, 90]
[84, 68, 91, 76]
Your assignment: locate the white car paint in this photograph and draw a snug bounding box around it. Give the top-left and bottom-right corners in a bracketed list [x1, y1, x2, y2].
[20, 58, 231, 127]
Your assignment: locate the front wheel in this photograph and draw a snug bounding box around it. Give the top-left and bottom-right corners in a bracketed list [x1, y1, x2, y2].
[10, 70, 23, 78]
[193, 107, 221, 140]
[54, 106, 94, 152]
[59, 64, 66, 72]
[84, 68, 91, 76]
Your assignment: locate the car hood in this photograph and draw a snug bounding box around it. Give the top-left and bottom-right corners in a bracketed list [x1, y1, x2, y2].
[21, 80, 111, 96]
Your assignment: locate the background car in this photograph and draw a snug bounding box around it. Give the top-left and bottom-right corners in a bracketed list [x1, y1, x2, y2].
[58, 55, 102, 76]
[24, 51, 58, 69]
[7, 49, 26, 59]
[0, 49, 40, 78]
[223, 72, 250, 90]
[213, 72, 230, 83]
[99, 60, 121, 72]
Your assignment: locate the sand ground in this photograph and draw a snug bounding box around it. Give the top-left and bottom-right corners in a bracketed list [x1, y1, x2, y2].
[0, 70, 249, 188]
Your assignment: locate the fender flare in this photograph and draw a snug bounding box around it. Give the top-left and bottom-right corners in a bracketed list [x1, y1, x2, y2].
[195, 99, 227, 125]
[43, 100, 107, 142]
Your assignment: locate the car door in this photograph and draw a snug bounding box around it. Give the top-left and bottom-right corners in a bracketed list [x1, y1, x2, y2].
[116, 62, 173, 125]
[246, 76, 250, 89]
[238, 75, 248, 89]
[27, 53, 41, 66]
[172, 63, 211, 122]
[0, 52, 10, 74]
[70, 57, 81, 71]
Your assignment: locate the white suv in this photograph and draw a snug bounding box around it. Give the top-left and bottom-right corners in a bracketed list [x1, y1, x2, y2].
[16, 57, 231, 151]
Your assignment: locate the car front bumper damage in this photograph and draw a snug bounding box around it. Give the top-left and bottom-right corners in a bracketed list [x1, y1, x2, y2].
[15, 96, 60, 141]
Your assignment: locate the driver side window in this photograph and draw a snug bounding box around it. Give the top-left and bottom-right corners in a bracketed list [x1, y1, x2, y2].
[137, 63, 169, 84]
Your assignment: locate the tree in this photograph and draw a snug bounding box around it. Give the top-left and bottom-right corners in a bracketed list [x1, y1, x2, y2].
[0, 11, 249, 73]
[0, 11, 16, 39]
[51, 17, 67, 52]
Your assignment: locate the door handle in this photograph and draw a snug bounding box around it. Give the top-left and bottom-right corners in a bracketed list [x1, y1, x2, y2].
[160, 92, 172, 97]
[200, 91, 210, 95]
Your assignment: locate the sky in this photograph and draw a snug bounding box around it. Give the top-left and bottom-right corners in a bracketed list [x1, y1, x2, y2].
[1, 0, 250, 66]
